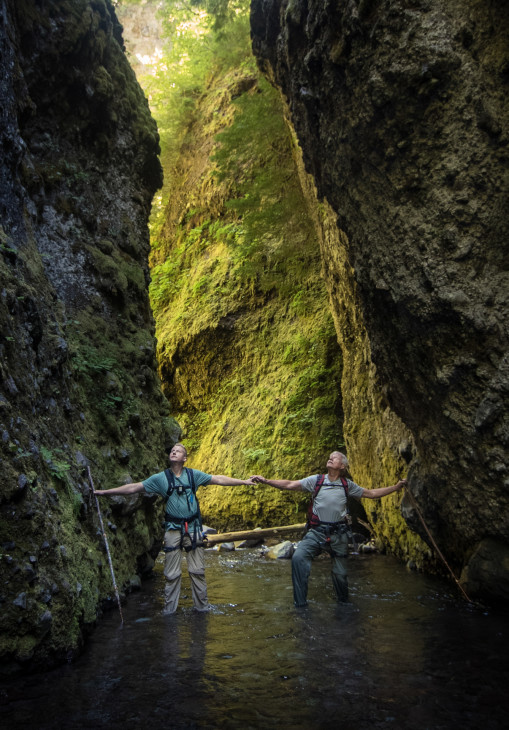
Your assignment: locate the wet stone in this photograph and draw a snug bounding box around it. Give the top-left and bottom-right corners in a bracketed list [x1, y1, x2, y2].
[266, 540, 295, 559]
[39, 589, 52, 604]
[219, 542, 235, 552]
[128, 575, 142, 590]
[18, 473, 28, 490]
[24, 564, 36, 582]
[37, 610, 53, 637]
[13, 592, 27, 609]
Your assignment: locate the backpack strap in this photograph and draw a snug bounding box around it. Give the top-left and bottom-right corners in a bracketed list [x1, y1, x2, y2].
[185, 467, 196, 495]
[164, 468, 196, 498]
[164, 468, 203, 539]
[312, 473, 327, 499]
[306, 474, 349, 529]
[307, 474, 327, 529]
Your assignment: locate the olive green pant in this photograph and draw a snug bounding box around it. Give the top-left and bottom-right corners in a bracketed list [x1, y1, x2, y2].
[291, 528, 349, 606]
[163, 530, 209, 613]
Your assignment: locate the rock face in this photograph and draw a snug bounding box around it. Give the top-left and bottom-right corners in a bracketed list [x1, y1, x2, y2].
[0, 0, 176, 673]
[148, 52, 345, 529]
[251, 0, 509, 601]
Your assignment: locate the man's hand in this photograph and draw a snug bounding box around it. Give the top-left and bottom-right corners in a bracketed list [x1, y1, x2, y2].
[250, 475, 267, 483]
[394, 479, 408, 491]
[94, 490, 106, 496]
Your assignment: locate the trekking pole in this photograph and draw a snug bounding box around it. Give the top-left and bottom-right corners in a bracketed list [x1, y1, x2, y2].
[404, 486, 472, 603]
[87, 465, 124, 626]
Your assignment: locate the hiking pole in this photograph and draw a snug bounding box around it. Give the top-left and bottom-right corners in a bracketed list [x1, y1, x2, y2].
[404, 486, 472, 604]
[87, 465, 124, 626]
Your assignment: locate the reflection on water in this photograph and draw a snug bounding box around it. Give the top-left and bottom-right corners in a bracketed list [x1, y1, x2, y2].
[1, 549, 508, 729]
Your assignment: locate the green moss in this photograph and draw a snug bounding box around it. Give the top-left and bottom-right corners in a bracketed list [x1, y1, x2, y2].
[147, 44, 343, 528]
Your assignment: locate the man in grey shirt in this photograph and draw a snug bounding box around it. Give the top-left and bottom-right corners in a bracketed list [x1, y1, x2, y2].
[253, 451, 406, 607]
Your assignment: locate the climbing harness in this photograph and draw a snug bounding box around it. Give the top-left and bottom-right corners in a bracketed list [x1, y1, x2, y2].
[162, 467, 204, 551]
[87, 465, 124, 627]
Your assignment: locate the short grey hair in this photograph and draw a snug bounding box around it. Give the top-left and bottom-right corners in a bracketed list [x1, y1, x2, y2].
[333, 451, 349, 468]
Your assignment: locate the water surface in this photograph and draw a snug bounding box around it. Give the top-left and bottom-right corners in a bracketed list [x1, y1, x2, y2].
[1, 549, 508, 729]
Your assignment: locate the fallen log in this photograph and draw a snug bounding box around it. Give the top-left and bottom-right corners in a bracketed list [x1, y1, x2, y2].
[204, 523, 305, 546]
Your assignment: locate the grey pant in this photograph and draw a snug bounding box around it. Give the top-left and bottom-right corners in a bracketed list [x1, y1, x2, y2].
[163, 530, 209, 613]
[291, 528, 349, 606]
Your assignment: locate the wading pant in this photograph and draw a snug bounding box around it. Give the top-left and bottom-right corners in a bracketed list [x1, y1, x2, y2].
[163, 530, 209, 614]
[291, 528, 349, 607]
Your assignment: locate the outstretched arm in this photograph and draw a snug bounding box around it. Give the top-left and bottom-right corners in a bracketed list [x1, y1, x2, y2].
[209, 475, 257, 487]
[250, 476, 304, 492]
[94, 482, 144, 496]
[361, 479, 407, 499]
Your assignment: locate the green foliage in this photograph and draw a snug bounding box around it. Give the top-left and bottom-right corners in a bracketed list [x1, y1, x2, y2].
[72, 348, 117, 374]
[40, 446, 71, 481]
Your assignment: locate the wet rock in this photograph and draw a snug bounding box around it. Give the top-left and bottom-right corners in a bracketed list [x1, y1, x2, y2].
[119, 448, 130, 464]
[75, 451, 89, 468]
[128, 575, 142, 591]
[461, 538, 509, 602]
[13, 593, 27, 609]
[24, 564, 37, 582]
[219, 542, 235, 552]
[39, 589, 52, 604]
[18, 474, 28, 490]
[36, 610, 52, 637]
[360, 541, 378, 553]
[202, 525, 217, 535]
[266, 541, 294, 559]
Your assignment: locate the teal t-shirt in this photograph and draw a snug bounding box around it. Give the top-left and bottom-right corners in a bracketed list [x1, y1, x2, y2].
[143, 468, 212, 531]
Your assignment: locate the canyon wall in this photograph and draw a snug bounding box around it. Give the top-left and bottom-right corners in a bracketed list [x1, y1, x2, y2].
[251, 0, 509, 601]
[149, 56, 346, 530]
[0, 0, 176, 673]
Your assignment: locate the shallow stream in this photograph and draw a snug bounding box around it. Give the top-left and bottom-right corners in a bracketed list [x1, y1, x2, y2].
[1, 548, 508, 729]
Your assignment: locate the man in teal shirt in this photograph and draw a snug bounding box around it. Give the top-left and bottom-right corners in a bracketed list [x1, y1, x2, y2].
[95, 443, 256, 614]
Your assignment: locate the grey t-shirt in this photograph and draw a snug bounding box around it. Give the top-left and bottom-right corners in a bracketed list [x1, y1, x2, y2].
[300, 474, 364, 523]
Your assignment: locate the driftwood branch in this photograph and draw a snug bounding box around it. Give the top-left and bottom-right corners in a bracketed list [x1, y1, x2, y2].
[205, 523, 306, 546]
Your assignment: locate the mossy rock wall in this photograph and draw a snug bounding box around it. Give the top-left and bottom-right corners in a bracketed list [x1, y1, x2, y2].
[151, 64, 344, 531]
[0, 0, 176, 673]
[251, 0, 509, 600]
